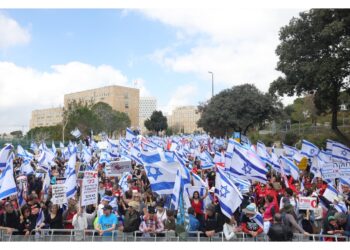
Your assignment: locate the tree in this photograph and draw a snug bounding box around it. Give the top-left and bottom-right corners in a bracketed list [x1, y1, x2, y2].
[26, 125, 63, 141]
[144, 111, 168, 135]
[269, 9, 350, 144]
[197, 84, 282, 137]
[10, 130, 23, 138]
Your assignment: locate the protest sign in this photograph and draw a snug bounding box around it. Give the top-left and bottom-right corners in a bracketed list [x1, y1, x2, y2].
[51, 184, 67, 205]
[81, 171, 98, 206]
[105, 160, 132, 177]
[336, 161, 350, 179]
[298, 196, 317, 210]
[321, 163, 340, 179]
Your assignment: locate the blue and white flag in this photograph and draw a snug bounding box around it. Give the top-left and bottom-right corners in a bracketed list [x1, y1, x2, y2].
[42, 172, 51, 196]
[30, 142, 38, 152]
[280, 156, 300, 180]
[215, 167, 243, 218]
[0, 144, 13, 170]
[65, 153, 77, 199]
[199, 150, 214, 169]
[282, 144, 299, 158]
[224, 170, 251, 194]
[213, 151, 225, 164]
[70, 128, 81, 138]
[17, 145, 33, 161]
[323, 184, 339, 203]
[126, 128, 137, 143]
[119, 172, 132, 192]
[52, 141, 57, 155]
[301, 139, 320, 158]
[332, 141, 350, 162]
[20, 160, 34, 176]
[0, 154, 17, 200]
[252, 212, 264, 229]
[266, 151, 282, 173]
[256, 141, 269, 164]
[59, 142, 65, 148]
[82, 146, 92, 164]
[36, 208, 45, 228]
[334, 203, 348, 213]
[140, 150, 179, 195]
[326, 139, 335, 152]
[171, 164, 191, 210]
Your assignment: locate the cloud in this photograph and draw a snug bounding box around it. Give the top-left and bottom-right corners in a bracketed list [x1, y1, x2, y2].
[0, 61, 150, 133]
[141, 9, 303, 94]
[160, 84, 198, 115]
[0, 13, 31, 49]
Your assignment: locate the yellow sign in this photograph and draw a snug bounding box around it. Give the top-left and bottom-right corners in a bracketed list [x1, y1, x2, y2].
[297, 157, 308, 171]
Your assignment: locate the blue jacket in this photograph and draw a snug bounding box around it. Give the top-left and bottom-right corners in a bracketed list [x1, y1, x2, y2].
[188, 214, 200, 232]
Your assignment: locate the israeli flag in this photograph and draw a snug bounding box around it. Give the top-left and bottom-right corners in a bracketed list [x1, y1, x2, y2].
[213, 151, 225, 164]
[99, 150, 111, 165]
[301, 139, 320, 158]
[0, 154, 17, 200]
[171, 164, 191, 210]
[215, 167, 243, 218]
[326, 139, 335, 152]
[82, 146, 92, 164]
[65, 153, 77, 199]
[266, 151, 281, 173]
[140, 150, 179, 195]
[119, 172, 132, 192]
[231, 145, 268, 183]
[17, 145, 33, 161]
[334, 203, 348, 213]
[42, 173, 51, 196]
[282, 144, 299, 158]
[257, 141, 269, 164]
[280, 156, 300, 180]
[224, 170, 251, 194]
[0, 144, 13, 170]
[36, 208, 45, 228]
[126, 127, 136, 142]
[199, 150, 214, 169]
[52, 141, 57, 155]
[70, 128, 81, 138]
[323, 184, 339, 203]
[191, 172, 208, 189]
[332, 141, 350, 162]
[130, 146, 143, 165]
[20, 160, 34, 176]
[252, 212, 264, 229]
[30, 142, 38, 152]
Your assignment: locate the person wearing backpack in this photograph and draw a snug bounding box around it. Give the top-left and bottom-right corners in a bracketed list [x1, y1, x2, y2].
[267, 213, 293, 241]
[0, 201, 21, 235]
[280, 204, 309, 235]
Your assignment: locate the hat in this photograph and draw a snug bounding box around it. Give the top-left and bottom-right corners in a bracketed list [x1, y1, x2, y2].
[205, 204, 216, 213]
[102, 204, 113, 211]
[242, 203, 257, 215]
[148, 206, 156, 214]
[4, 201, 12, 206]
[328, 216, 336, 222]
[128, 201, 140, 210]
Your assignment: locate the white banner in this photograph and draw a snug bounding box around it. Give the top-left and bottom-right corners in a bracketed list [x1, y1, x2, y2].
[81, 171, 98, 206]
[105, 160, 132, 177]
[51, 184, 68, 205]
[321, 163, 340, 179]
[336, 162, 350, 179]
[298, 196, 317, 210]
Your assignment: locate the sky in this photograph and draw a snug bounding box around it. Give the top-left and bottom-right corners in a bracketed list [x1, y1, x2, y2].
[0, 8, 304, 133]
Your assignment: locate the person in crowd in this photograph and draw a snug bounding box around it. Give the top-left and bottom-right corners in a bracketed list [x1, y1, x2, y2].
[95, 205, 118, 237]
[241, 203, 263, 238]
[279, 188, 297, 211]
[28, 203, 46, 232]
[335, 212, 350, 237]
[63, 199, 78, 229]
[139, 206, 164, 236]
[203, 203, 221, 237]
[267, 213, 293, 241]
[163, 210, 176, 231]
[0, 201, 21, 234]
[72, 206, 89, 240]
[19, 205, 32, 236]
[261, 195, 276, 234]
[45, 204, 63, 230]
[123, 201, 141, 233]
[190, 190, 208, 230]
[223, 215, 239, 241]
[187, 207, 200, 232]
[156, 200, 167, 222]
[323, 216, 342, 241]
[280, 204, 309, 235]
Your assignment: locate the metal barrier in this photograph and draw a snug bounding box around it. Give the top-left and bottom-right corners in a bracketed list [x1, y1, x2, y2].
[1, 228, 349, 242]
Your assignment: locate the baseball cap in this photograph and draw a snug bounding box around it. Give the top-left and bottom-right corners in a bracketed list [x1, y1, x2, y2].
[101, 196, 112, 202]
[102, 204, 113, 210]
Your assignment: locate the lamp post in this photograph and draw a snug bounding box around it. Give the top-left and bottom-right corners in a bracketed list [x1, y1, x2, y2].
[208, 71, 214, 97]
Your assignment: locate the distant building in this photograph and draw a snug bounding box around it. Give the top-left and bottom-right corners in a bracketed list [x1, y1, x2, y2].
[64, 85, 140, 127]
[167, 106, 202, 134]
[139, 97, 157, 132]
[29, 107, 63, 129]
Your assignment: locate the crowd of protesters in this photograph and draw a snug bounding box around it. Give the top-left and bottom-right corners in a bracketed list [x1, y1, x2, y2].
[1, 137, 350, 242]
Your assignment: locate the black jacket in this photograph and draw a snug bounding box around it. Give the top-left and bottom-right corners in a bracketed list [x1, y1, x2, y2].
[123, 210, 141, 233]
[267, 223, 293, 241]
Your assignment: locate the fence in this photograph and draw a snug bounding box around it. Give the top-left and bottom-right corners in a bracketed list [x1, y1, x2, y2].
[1, 229, 349, 242]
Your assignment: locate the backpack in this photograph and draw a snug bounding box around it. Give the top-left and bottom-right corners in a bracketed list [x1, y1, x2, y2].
[2, 210, 19, 227]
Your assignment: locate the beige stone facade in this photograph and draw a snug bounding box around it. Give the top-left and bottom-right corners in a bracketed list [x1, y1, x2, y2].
[30, 107, 63, 129]
[64, 85, 139, 127]
[167, 106, 202, 134]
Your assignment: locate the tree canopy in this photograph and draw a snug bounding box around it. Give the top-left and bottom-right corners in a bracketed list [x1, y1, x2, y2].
[144, 110, 168, 135]
[269, 9, 350, 143]
[197, 84, 282, 136]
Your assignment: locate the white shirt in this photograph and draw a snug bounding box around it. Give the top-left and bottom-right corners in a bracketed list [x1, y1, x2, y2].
[223, 223, 236, 241]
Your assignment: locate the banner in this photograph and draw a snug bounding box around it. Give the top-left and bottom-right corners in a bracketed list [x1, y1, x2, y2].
[298, 196, 317, 210]
[105, 160, 132, 177]
[336, 162, 350, 179]
[81, 171, 98, 206]
[51, 184, 68, 205]
[321, 163, 340, 179]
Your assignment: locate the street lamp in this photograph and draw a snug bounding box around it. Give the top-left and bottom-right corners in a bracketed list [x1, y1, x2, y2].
[208, 71, 214, 97]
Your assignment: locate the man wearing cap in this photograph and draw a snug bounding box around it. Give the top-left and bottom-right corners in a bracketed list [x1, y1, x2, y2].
[123, 201, 141, 233]
[95, 204, 118, 237]
[97, 196, 112, 218]
[241, 203, 263, 238]
[0, 201, 21, 234]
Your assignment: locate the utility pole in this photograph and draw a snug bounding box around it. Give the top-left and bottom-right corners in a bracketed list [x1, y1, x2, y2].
[208, 71, 214, 97]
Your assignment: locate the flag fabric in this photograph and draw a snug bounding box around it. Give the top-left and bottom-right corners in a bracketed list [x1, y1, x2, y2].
[140, 150, 179, 195]
[282, 144, 299, 158]
[119, 172, 132, 192]
[267, 151, 281, 173]
[215, 167, 243, 218]
[20, 160, 34, 176]
[301, 139, 320, 158]
[256, 141, 269, 164]
[252, 212, 264, 229]
[36, 208, 45, 228]
[331, 141, 350, 162]
[170, 164, 191, 210]
[0, 154, 17, 200]
[0, 144, 13, 170]
[17, 145, 33, 161]
[126, 128, 137, 142]
[213, 151, 225, 164]
[224, 170, 251, 194]
[199, 150, 214, 169]
[65, 153, 77, 199]
[30, 142, 38, 152]
[82, 146, 92, 164]
[323, 184, 339, 203]
[280, 156, 300, 180]
[52, 141, 57, 155]
[70, 128, 81, 138]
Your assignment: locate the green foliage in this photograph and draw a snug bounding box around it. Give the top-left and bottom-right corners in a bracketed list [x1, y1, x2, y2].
[197, 84, 282, 137]
[26, 125, 63, 141]
[144, 111, 168, 134]
[10, 130, 23, 138]
[269, 9, 350, 142]
[283, 132, 300, 146]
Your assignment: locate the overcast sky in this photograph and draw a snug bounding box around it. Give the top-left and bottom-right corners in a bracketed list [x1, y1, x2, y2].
[0, 9, 304, 133]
